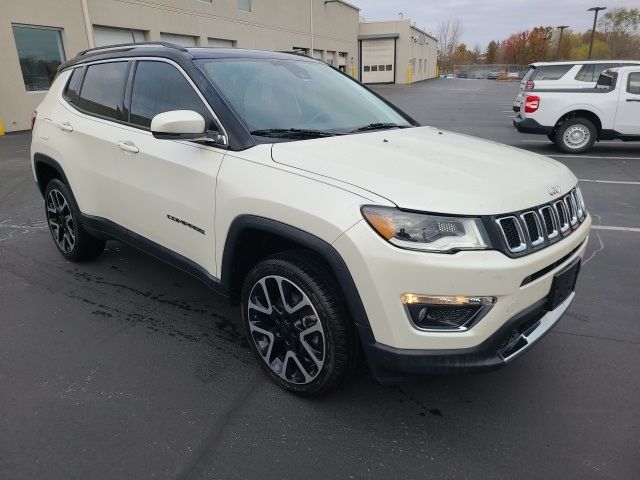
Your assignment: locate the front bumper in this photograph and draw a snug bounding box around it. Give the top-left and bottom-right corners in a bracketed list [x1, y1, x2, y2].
[513, 116, 554, 135]
[358, 292, 574, 379]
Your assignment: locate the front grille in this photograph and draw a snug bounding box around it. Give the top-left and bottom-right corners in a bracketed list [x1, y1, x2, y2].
[494, 187, 587, 256]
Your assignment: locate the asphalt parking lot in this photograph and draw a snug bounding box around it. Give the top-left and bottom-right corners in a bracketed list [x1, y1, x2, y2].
[1, 78, 639, 479]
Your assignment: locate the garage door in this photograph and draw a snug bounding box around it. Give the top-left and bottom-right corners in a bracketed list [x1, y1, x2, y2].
[160, 32, 197, 47]
[361, 39, 395, 84]
[208, 38, 235, 48]
[93, 26, 145, 47]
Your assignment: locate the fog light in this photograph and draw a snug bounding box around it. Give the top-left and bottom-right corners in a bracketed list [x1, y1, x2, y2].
[401, 295, 495, 331]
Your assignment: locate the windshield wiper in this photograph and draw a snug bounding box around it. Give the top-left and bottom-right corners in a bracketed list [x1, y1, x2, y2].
[350, 123, 409, 133]
[250, 128, 339, 138]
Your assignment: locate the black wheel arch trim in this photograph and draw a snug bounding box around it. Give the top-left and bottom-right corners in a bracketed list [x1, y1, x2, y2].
[33, 153, 71, 197]
[221, 215, 373, 331]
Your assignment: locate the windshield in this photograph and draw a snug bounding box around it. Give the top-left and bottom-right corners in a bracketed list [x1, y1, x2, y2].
[196, 57, 412, 136]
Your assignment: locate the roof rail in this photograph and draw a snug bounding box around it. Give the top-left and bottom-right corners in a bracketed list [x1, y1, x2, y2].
[76, 41, 187, 58]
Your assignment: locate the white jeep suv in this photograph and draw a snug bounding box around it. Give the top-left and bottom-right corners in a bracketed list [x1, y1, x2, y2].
[31, 43, 591, 395]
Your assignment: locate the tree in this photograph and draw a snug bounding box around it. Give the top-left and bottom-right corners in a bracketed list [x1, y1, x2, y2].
[485, 40, 498, 64]
[500, 31, 529, 64]
[527, 26, 554, 62]
[437, 19, 464, 71]
[598, 7, 640, 57]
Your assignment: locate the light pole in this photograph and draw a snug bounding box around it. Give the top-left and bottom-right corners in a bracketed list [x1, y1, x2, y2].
[587, 7, 606, 59]
[556, 25, 569, 60]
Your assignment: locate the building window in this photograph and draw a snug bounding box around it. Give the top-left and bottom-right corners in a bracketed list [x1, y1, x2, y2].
[371, 65, 378, 72]
[12, 24, 65, 91]
[363, 66, 371, 72]
[385, 65, 392, 71]
[237, 0, 251, 11]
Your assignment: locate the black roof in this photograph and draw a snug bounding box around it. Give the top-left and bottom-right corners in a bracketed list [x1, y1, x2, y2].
[58, 42, 317, 72]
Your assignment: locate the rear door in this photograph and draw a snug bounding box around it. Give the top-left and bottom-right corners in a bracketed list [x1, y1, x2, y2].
[614, 71, 640, 135]
[56, 60, 131, 225]
[114, 59, 226, 274]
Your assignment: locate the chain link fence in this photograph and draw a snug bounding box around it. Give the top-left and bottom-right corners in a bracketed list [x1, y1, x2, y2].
[450, 64, 530, 79]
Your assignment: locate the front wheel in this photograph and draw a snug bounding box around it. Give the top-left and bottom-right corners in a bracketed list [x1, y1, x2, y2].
[241, 252, 358, 396]
[554, 118, 597, 153]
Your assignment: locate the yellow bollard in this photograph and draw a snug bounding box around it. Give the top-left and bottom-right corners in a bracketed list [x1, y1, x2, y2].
[0, 118, 5, 136]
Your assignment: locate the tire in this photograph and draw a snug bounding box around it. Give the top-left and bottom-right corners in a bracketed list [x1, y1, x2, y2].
[554, 118, 597, 153]
[547, 133, 555, 143]
[44, 179, 105, 262]
[241, 251, 358, 396]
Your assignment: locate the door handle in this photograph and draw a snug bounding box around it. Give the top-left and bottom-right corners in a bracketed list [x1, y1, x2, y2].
[626, 99, 640, 102]
[116, 140, 139, 154]
[55, 121, 73, 132]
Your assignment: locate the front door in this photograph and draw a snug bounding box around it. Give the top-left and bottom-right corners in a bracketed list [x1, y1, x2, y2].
[614, 71, 640, 135]
[114, 59, 227, 275]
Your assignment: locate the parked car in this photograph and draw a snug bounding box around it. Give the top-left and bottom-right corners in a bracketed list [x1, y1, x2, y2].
[31, 43, 591, 395]
[457, 71, 468, 78]
[487, 70, 499, 80]
[445, 73, 454, 78]
[513, 60, 640, 112]
[475, 73, 484, 79]
[507, 72, 520, 79]
[514, 66, 640, 153]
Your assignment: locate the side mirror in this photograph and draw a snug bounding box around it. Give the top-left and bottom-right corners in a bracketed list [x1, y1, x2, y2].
[151, 110, 206, 140]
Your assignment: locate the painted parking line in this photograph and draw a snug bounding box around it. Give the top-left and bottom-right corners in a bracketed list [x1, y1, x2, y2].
[592, 225, 640, 233]
[579, 178, 640, 185]
[522, 139, 621, 144]
[549, 154, 640, 160]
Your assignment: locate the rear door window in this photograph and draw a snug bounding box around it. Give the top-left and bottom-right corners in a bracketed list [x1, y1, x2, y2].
[628, 73, 640, 95]
[531, 64, 573, 81]
[129, 61, 213, 129]
[78, 61, 129, 121]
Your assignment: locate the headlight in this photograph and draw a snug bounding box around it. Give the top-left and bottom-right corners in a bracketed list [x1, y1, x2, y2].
[361, 205, 490, 253]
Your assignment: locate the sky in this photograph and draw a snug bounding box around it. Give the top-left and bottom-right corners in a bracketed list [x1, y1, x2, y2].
[354, 0, 639, 49]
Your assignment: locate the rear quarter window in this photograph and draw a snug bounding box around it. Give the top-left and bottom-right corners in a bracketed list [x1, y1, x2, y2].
[78, 61, 129, 121]
[63, 68, 83, 105]
[531, 64, 573, 81]
[576, 63, 618, 82]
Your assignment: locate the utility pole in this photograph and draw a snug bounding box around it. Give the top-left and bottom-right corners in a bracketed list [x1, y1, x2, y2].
[587, 7, 606, 59]
[556, 25, 569, 60]
[310, 0, 314, 55]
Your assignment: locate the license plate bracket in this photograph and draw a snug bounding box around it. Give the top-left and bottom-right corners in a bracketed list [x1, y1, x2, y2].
[547, 258, 581, 311]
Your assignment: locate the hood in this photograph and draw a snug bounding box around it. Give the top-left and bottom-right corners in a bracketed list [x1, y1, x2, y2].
[271, 127, 577, 215]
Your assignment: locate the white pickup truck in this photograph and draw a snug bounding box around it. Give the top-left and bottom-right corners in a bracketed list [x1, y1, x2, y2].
[513, 66, 640, 153]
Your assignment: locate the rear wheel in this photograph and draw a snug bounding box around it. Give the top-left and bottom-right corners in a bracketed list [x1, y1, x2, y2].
[554, 118, 597, 153]
[44, 179, 105, 261]
[241, 252, 358, 396]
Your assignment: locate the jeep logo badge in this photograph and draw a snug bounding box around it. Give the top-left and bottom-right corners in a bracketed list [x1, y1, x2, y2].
[547, 185, 561, 196]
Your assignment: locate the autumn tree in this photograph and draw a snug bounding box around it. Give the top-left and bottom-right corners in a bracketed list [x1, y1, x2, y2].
[527, 26, 554, 62]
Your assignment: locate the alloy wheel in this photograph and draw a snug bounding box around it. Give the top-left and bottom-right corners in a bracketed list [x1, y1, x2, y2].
[247, 275, 325, 385]
[46, 188, 76, 253]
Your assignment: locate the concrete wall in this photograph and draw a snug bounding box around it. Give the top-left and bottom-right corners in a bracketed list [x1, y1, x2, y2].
[359, 20, 437, 85]
[0, 0, 359, 132]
